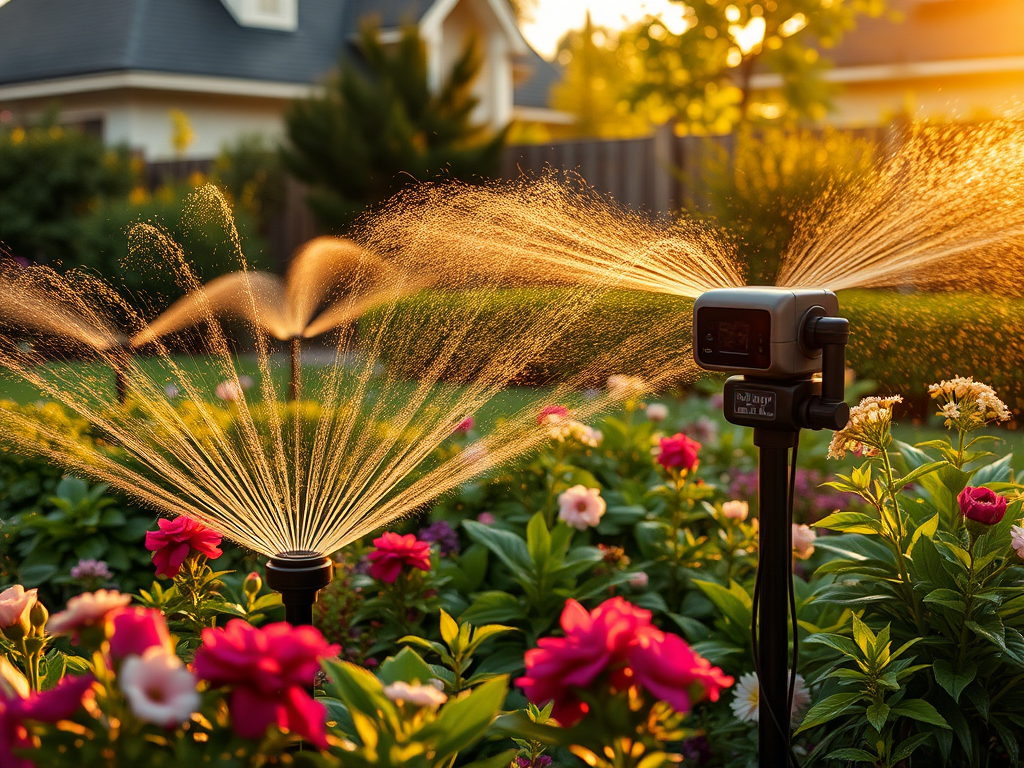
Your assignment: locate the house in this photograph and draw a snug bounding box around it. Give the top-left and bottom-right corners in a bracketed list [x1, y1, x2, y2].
[0, 0, 565, 162]
[753, 0, 1024, 126]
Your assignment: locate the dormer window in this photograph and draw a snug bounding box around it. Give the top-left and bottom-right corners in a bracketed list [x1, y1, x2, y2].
[221, 0, 298, 31]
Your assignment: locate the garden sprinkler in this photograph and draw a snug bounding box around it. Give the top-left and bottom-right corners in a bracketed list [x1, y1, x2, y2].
[264, 550, 333, 627]
[289, 336, 302, 402]
[693, 287, 850, 767]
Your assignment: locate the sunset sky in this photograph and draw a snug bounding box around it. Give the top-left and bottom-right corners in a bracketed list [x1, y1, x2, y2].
[520, 0, 684, 58]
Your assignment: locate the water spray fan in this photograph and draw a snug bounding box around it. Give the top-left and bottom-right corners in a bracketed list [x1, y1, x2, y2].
[693, 287, 850, 767]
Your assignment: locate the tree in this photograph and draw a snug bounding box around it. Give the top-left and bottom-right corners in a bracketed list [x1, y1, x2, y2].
[550, 14, 654, 139]
[623, 0, 887, 133]
[282, 24, 507, 233]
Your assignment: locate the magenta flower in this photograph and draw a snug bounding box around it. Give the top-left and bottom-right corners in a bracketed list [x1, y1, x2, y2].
[47, 589, 132, 638]
[537, 405, 569, 424]
[145, 517, 223, 578]
[655, 433, 701, 472]
[454, 416, 474, 433]
[516, 597, 731, 727]
[367, 532, 432, 583]
[0, 674, 94, 768]
[958, 486, 1007, 527]
[109, 607, 173, 661]
[194, 620, 339, 748]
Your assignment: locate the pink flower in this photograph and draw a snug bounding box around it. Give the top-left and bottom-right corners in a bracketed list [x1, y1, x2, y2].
[1012, 526, 1024, 560]
[646, 403, 669, 422]
[215, 380, 243, 401]
[109, 607, 173, 660]
[382, 681, 448, 708]
[537, 405, 569, 424]
[194, 619, 339, 748]
[0, 672, 94, 768]
[366, 532, 432, 583]
[47, 589, 132, 637]
[0, 586, 37, 634]
[454, 416, 474, 433]
[628, 572, 649, 590]
[792, 524, 816, 560]
[722, 501, 749, 521]
[557, 485, 607, 531]
[958, 486, 1007, 527]
[476, 512, 496, 525]
[627, 625, 733, 714]
[145, 517, 223, 578]
[655, 433, 701, 472]
[516, 598, 652, 726]
[119, 648, 199, 728]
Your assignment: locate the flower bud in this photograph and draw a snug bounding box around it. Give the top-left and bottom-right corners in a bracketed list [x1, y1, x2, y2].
[30, 601, 48, 630]
[958, 486, 1007, 538]
[243, 572, 262, 597]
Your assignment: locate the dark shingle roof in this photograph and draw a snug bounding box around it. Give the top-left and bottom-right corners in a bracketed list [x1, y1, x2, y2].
[513, 47, 560, 110]
[0, 0, 354, 86]
[346, 0, 434, 30]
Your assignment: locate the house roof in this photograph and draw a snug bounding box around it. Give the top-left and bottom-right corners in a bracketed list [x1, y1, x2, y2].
[0, 0, 356, 87]
[513, 47, 560, 110]
[829, 0, 1024, 67]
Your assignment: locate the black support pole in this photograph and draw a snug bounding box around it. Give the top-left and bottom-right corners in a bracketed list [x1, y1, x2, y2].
[754, 428, 798, 767]
[264, 551, 333, 627]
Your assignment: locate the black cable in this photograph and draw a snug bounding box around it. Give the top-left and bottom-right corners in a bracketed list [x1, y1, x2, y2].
[750, 441, 803, 768]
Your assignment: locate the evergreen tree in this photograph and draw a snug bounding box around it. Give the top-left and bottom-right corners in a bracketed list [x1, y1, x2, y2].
[282, 24, 507, 232]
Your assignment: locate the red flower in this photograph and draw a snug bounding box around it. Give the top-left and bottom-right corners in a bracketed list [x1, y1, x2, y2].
[958, 486, 1007, 527]
[454, 416, 474, 433]
[367, 532, 432, 583]
[627, 625, 733, 713]
[109, 607, 173, 660]
[145, 517, 223, 578]
[656, 433, 701, 471]
[516, 597, 732, 726]
[193, 619, 340, 748]
[537, 405, 569, 424]
[515, 597, 652, 726]
[1, 674, 94, 768]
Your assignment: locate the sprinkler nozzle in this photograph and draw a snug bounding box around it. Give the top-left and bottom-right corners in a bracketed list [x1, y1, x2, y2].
[265, 550, 333, 627]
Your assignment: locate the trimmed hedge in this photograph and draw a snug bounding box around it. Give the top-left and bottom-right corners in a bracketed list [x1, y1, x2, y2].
[362, 288, 1024, 417]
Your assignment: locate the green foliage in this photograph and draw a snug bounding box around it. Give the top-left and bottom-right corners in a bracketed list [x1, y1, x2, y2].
[211, 133, 286, 236]
[0, 117, 136, 264]
[695, 126, 877, 284]
[72, 182, 267, 310]
[282, 24, 507, 232]
[321, 649, 511, 768]
[399, 609, 517, 694]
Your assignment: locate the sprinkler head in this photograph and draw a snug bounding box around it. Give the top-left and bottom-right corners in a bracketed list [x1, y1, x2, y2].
[264, 550, 333, 627]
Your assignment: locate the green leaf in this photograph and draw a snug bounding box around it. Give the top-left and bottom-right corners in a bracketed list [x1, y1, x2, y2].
[693, 579, 751, 630]
[812, 512, 883, 535]
[893, 461, 947, 492]
[526, 512, 552, 571]
[865, 701, 890, 731]
[463, 521, 532, 580]
[795, 692, 864, 734]
[891, 733, 935, 762]
[891, 699, 949, 728]
[967, 618, 1006, 651]
[932, 659, 976, 703]
[460, 591, 525, 625]
[826, 748, 878, 762]
[418, 676, 508, 759]
[923, 588, 966, 612]
[380, 651, 436, 684]
[439, 609, 459, 647]
[804, 632, 862, 660]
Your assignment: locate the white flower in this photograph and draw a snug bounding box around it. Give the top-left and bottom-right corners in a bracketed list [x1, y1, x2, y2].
[570, 421, 603, 447]
[119, 648, 200, 728]
[557, 485, 607, 530]
[215, 381, 243, 402]
[645, 403, 669, 422]
[628, 572, 649, 590]
[722, 500, 749, 521]
[382, 681, 448, 708]
[792, 524, 816, 560]
[730, 671, 810, 723]
[163, 383, 180, 399]
[827, 395, 902, 459]
[1011, 525, 1024, 560]
[238, 375, 255, 390]
[607, 375, 646, 401]
[928, 376, 1011, 429]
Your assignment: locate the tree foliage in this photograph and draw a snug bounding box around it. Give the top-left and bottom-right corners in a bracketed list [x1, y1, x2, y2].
[282, 25, 507, 233]
[626, 0, 887, 133]
[0, 117, 136, 265]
